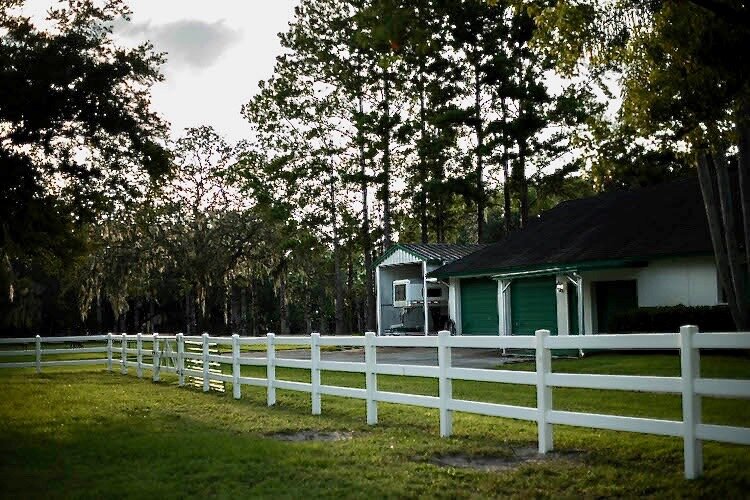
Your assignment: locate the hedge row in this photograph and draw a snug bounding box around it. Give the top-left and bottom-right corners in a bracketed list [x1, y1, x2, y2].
[609, 305, 735, 333]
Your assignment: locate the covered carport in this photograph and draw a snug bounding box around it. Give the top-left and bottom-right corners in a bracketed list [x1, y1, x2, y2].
[375, 244, 483, 335]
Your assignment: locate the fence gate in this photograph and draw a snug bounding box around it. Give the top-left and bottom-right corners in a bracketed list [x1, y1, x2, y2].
[184, 340, 225, 393]
[160, 339, 177, 370]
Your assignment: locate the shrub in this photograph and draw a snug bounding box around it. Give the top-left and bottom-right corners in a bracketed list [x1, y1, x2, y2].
[609, 305, 735, 333]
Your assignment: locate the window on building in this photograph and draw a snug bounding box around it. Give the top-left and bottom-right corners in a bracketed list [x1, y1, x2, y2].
[394, 284, 406, 302]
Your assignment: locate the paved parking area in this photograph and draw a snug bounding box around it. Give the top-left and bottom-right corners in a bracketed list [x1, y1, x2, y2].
[243, 346, 528, 369]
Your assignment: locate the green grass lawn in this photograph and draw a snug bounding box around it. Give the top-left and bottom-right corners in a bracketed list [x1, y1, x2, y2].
[1, 353, 749, 498]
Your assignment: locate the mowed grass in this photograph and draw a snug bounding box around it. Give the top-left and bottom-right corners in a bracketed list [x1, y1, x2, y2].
[1, 353, 749, 498]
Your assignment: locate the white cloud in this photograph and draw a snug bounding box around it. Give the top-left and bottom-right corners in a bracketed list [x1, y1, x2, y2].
[116, 19, 242, 69]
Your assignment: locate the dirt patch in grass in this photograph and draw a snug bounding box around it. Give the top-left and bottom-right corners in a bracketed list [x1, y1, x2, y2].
[428, 446, 584, 472]
[269, 430, 355, 442]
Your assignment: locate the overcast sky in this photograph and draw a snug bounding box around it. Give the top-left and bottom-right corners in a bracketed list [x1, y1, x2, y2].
[25, 0, 300, 142]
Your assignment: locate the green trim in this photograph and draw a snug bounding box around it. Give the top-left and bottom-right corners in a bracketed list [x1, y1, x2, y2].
[429, 251, 713, 279]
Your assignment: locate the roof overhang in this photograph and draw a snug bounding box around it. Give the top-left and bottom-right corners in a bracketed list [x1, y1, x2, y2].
[432, 258, 649, 280]
[491, 267, 572, 280]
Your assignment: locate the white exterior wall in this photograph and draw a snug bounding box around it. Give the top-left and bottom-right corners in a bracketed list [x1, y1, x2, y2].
[637, 257, 719, 307]
[580, 256, 719, 334]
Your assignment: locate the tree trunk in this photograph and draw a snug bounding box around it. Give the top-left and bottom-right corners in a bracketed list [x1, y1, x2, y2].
[223, 285, 229, 330]
[358, 93, 376, 332]
[249, 283, 258, 336]
[133, 299, 141, 333]
[501, 96, 512, 234]
[184, 293, 191, 336]
[189, 289, 198, 335]
[304, 307, 312, 335]
[230, 284, 240, 334]
[96, 293, 103, 334]
[419, 67, 428, 243]
[737, 102, 750, 276]
[697, 152, 750, 330]
[240, 286, 247, 335]
[715, 152, 745, 312]
[279, 272, 290, 335]
[382, 69, 393, 249]
[436, 169, 445, 243]
[518, 139, 529, 228]
[331, 176, 345, 336]
[347, 236, 354, 333]
[474, 66, 485, 243]
[437, 201, 444, 243]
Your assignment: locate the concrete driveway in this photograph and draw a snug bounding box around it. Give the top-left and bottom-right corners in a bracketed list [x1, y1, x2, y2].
[242, 346, 527, 369]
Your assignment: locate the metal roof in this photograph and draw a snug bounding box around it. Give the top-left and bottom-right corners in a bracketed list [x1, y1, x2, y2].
[375, 243, 485, 267]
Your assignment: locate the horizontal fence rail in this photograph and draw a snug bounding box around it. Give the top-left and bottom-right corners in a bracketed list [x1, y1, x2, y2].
[1, 326, 748, 479]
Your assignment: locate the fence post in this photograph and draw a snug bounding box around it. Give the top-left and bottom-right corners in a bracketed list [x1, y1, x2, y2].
[365, 332, 378, 425]
[35, 334, 41, 374]
[680, 324, 702, 479]
[311, 332, 321, 415]
[267, 333, 276, 406]
[106, 333, 113, 372]
[202, 333, 210, 392]
[438, 330, 453, 437]
[121, 333, 127, 375]
[177, 333, 185, 387]
[152, 333, 160, 382]
[232, 334, 241, 400]
[535, 329, 553, 453]
[136, 332, 143, 378]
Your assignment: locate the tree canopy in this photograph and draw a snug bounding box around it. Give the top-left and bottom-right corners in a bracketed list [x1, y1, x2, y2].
[3, 0, 743, 335]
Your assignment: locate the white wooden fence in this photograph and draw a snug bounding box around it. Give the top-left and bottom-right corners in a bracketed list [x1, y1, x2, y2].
[1, 326, 749, 479]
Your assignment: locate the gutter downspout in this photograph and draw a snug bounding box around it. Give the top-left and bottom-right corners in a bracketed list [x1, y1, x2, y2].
[423, 260, 429, 336]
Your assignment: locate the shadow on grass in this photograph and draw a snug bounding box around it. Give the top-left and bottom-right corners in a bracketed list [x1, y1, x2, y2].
[1, 359, 750, 498]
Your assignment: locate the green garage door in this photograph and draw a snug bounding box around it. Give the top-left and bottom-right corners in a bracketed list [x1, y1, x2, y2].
[511, 277, 557, 335]
[460, 278, 499, 335]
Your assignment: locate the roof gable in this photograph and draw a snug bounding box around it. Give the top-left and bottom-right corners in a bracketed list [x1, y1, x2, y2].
[375, 243, 485, 267]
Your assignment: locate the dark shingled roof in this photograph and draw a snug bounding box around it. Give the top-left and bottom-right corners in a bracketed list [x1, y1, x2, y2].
[430, 177, 712, 278]
[376, 243, 485, 266]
